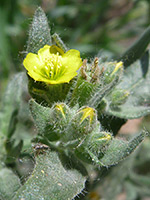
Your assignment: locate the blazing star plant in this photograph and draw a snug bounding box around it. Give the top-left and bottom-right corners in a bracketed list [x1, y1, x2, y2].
[0, 7, 150, 200]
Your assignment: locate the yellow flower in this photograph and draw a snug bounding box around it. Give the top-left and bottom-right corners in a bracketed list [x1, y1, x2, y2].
[23, 45, 82, 84]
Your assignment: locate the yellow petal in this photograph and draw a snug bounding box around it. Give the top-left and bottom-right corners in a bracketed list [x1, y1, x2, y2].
[63, 49, 80, 57]
[23, 53, 42, 72]
[38, 45, 51, 62]
[55, 71, 78, 84]
[27, 70, 48, 81]
[62, 49, 82, 72]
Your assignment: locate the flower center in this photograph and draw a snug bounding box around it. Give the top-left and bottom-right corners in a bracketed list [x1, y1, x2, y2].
[44, 53, 65, 80]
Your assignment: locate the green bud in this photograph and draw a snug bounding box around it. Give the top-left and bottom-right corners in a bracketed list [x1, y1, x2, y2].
[70, 75, 96, 107]
[52, 33, 68, 52]
[103, 61, 123, 84]
[89, 132, 112, 152]
[110, 89, 130, 106]
[48, 103, 71, 139]
[75, 131, 113, 165]
[53, 103, 67, 119]
[30, 99, 71, 141]
[90, 57, 101, 83]
[65, 106, 98, 141]
[70, 59, 101, 107]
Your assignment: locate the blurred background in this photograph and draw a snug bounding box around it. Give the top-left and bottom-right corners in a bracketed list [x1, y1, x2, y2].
[0, 0, 150, 99]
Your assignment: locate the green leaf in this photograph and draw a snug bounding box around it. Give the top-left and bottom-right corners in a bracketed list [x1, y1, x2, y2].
[100, 131, 149, 167]
[106, 106, 150, 119]
[13, 151, 86, 200]
[130, 172, 150, 187]
[29, 99, 60, 141]
[29, 98, 51, 135]
[0, 168, 21, 200]
[26, 7, 52, 54]
[0, 72, 27, 136]
[106, 52, 150, 119]
[119, 26, 150, 67]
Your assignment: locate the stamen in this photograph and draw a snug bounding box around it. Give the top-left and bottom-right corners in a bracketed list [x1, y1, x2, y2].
[43, 53, 65, 80]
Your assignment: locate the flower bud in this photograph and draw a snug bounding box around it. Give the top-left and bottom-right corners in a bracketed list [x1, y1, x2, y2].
[110, 89, 130, 106]
[90, 57, 101, 83]
[74, 131, 112, 164]
[66, 106, 98, 141]
[88, 132, 113, 155]
[45, 103, 71, 140]
[103, 61, 123, 84]
[52, 103, 71, 127]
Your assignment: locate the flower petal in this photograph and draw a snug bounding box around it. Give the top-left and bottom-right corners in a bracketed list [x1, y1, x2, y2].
[38, 45, 51, 62]
[55, 71, 78, 84]
[63, 49, 81, 58]
[23, 53, 42, 72]
[62, 49, 82, 72]
[27, 70, 48, 81]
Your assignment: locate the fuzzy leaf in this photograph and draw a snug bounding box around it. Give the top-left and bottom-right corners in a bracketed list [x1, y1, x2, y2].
[0, 73, 27, 136]
[29, 99, 51, 135]
[106, 52, 150, 119]
[100, 131, 149, 166]
[13, 151, 86, 200]
[0, 168, 21, 200]
[26, 7, 51, 54]
[106, 106, 150, 119]
[29, 99, 60, 141]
